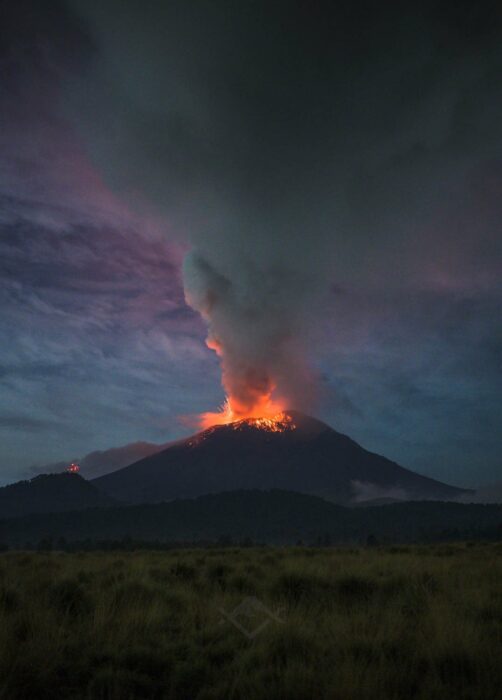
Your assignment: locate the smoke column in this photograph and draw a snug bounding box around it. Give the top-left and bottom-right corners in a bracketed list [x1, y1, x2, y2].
[183, 239, 326, 425]
[66, 1, 339, 423]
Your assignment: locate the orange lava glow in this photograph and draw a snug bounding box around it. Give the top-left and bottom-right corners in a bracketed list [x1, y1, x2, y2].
[195, 333, 293, 431]
[231, 414, 296, 432]
[198, 395, 289, 431]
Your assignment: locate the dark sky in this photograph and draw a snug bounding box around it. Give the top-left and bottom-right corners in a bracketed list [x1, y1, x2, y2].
[0, 0, 501, 487]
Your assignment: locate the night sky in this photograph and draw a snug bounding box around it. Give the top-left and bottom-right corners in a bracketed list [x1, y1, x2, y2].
[1, 1, 501, 488]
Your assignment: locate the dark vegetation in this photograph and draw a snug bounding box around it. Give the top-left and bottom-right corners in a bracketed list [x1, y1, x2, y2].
[0, 544, 500, 699]
[1, 490, 501, 549]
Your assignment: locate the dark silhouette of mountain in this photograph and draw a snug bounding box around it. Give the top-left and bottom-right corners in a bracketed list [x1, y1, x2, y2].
[1, 490, 500, 547]
[351, 497, 404, 507]
[93, 411, 470, 505]
[0, 473, 116, 519]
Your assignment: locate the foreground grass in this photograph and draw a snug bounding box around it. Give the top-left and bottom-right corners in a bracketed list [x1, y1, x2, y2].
[0, 543, 501, 699]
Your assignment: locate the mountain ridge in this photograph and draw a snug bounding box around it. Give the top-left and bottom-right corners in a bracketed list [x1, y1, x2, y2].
[0, 473, 116, 519]
[0, 489, 499, 547]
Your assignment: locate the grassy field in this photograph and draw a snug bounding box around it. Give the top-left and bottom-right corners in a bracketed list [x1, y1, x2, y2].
[0, 544, 501, 699]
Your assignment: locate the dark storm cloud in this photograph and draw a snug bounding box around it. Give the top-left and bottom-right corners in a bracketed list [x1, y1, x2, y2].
[0, 414, 54, 432]
[0, 216, 186, 326]
[318, 286, 502, 485]
[62, 0, 502, 285]
[61, 0, 502, 418]
[0, 192, 216, 482]
[0, 1, 210, 483]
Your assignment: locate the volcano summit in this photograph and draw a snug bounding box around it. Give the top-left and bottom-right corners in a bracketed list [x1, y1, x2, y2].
[93, 411, 468, 506]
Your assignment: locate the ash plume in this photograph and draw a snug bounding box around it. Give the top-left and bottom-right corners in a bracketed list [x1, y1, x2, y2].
[65, 0, 341, 418]
[183, 247, 324, 420]
[62, 0, 502, 428]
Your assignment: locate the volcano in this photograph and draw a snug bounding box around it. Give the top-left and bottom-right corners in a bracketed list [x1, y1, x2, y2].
[92, 411, 468, 505]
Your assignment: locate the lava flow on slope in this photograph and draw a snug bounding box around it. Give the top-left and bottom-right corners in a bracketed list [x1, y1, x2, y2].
[229, 413, 296, 432]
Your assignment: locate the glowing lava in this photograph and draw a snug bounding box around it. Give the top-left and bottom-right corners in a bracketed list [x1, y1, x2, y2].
[230, 414, 296, 432]
[191, 327, 296, 431]
[198, 394, 288, 430]
[187, 411, 296, 446]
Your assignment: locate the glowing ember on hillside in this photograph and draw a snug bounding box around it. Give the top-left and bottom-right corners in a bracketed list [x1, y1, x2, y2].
[66, 463, 80, 474]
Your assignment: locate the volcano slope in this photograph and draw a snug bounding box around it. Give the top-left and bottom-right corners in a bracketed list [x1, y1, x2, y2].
[93, 411, 469, 505]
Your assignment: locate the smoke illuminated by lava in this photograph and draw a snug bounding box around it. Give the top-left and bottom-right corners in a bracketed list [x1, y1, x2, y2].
[198, 396, 286, 430]
[183, 252, 318, 429]
[196, 331, 286, 427]
[198, 412, 296, 435]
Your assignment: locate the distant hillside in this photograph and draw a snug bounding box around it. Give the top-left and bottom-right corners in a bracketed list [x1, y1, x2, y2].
[458, 482, 502, 504]
[1, 490, 500, 547]
[0, 473, 116, 519]
[28, 440, 171, 480]
[94, 411, 470, 505]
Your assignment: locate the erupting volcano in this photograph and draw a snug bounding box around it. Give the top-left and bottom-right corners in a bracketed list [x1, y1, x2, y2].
[93, 410, 469, 507]
[196, 411, 297, 437]
[193, 328, 295, 430]
[198, 395, 290, 430]
[92, 251, 473, 509]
